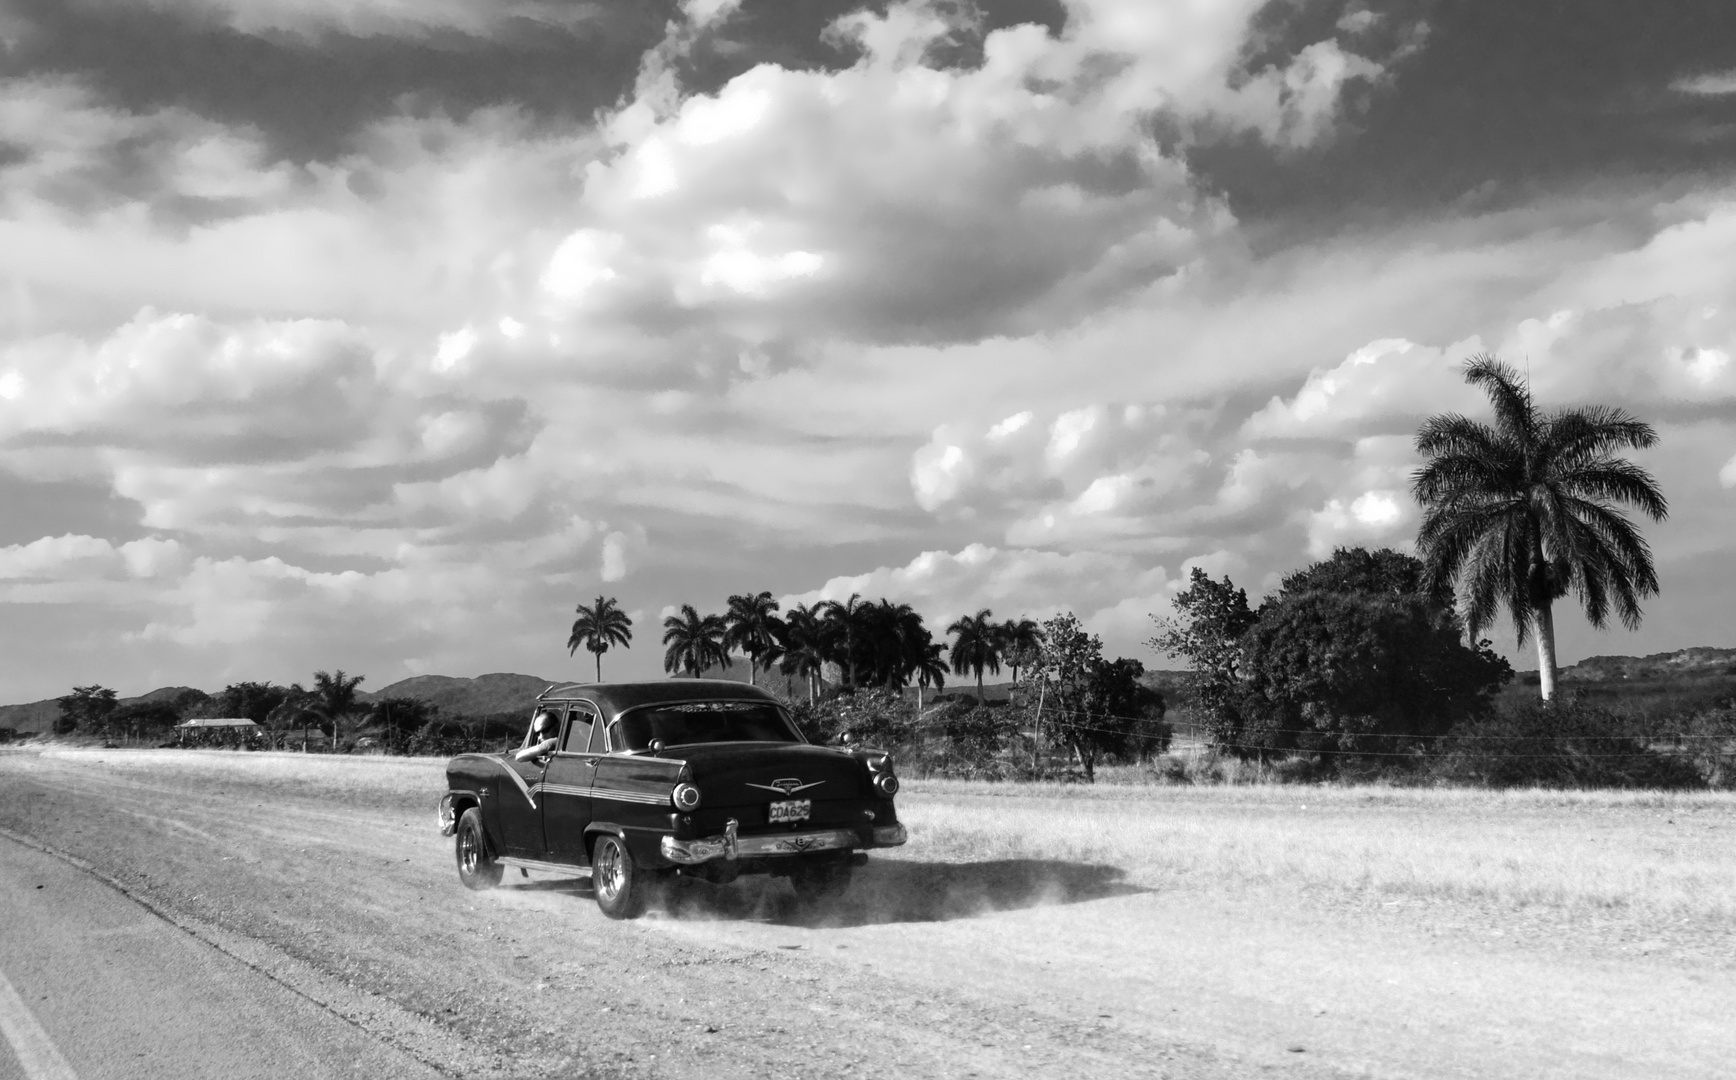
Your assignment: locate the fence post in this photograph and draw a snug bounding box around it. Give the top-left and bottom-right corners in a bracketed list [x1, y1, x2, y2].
[1033, 680, 1046, 774]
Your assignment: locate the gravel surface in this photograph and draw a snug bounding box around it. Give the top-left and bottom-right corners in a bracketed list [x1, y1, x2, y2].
[2, 747, 1731, 1079]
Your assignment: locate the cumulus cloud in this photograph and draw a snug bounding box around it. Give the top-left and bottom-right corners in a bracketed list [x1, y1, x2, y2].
[65, 0, 609, 43]
[1672, 70, 1736, 97]
[780, 542, 1176, 660]
[530, 0, 1427, 354]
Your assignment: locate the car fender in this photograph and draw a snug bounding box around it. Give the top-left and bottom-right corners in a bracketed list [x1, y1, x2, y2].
[438, 788, 484, 836]
[584, 821, 669, 868]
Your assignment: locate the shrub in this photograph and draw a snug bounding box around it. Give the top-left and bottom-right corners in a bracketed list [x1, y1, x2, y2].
[1670, 707, 1736, 790]
[1431, 697, 1706, 790]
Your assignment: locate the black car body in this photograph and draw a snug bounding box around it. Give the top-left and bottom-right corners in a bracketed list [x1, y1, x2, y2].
[438, 680, 906, 917]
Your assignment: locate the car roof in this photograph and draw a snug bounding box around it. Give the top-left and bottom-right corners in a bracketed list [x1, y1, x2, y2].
[536, 679, 780, 722]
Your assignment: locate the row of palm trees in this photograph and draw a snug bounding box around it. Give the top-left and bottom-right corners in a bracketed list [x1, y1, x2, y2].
[569, 357, 1672, 710]
[567, 593, 1046, 704]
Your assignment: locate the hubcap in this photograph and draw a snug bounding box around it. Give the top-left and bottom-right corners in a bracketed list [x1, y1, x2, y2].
[596, 840, 623, 900]
[459, 826, 479, 873]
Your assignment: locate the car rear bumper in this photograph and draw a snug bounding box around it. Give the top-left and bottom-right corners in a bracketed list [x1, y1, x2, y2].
[660, 821, 907, 865]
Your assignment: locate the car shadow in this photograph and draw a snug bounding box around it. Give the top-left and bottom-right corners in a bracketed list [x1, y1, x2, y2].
[654, 858, 1145, 927]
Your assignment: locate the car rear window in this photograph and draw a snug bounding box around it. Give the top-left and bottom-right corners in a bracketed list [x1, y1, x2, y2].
[612, 702, 802, 750]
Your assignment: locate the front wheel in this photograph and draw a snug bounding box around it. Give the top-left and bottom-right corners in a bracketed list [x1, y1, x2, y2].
[454, 808, 502, 890]
[591, 834, 650, 919]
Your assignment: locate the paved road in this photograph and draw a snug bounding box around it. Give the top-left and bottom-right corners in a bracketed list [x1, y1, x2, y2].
[0, 836, 443, 1080]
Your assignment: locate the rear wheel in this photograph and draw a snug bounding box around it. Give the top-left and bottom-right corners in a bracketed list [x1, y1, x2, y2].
[591, 834, 649, 919]
[454, 808, 502, 891]
[789, 860, 854, 906]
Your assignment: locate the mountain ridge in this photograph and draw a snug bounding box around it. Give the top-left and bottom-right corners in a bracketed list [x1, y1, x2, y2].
[6, 646, 1733, 735]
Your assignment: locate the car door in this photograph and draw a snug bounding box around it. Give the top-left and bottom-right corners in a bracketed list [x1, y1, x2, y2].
[542, 702, 602, 863]
[497, 720, 554, 855]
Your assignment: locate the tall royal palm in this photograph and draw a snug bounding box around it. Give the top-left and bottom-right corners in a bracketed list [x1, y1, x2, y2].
[947, 609, 1003, 703]
[661, 605, 731, 679]
[723, 591, 784, 686]
[914, 640, 948, 721]
[998, 617, 1043, 683]
[1412, 355, 1668, 701]
[778, 602, 829, 705]
[821, 593, 867, 690]
[568, 595, 633, 682]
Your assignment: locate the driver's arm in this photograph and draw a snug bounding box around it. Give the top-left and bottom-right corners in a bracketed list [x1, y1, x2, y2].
[514, 737, 557, 762]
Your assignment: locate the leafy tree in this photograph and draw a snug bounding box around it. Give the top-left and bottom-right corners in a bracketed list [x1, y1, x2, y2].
[369, 697, 438, 752]
[723, 591, 784, 686]
[311, 669, 365, 750]
[1277, 547, 1431, 604]
[109, 699, 182, 743]
[1239, 589, 1512, 759]
[947, 608, 1003, 703]
[1413, 355, 1668, 701]
[55, 685, 117, 736]
[568, 595, 634, 682]
[662, 605, 730, 678]
[217, 682, 287, 724]
[778, 601, 830, 705]
[1024, 614, 1157, 781]
[998, 617, 1043, 683]
[1148, 568, 1257, 750]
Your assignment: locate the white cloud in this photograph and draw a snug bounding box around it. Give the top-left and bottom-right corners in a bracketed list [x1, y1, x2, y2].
[780, 542, 1175, 662]
[1721, 453, 1736, 489]
[1672, 70, 1736, 97]
[67, 0, 607, 42]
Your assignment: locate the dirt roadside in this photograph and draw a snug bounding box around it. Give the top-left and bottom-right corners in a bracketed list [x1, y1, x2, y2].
[1, 748, 1730, 1079]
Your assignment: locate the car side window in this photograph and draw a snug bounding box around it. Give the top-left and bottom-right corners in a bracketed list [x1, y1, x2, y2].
[586, 712, 607, 753]
[562, 706, 595, 753]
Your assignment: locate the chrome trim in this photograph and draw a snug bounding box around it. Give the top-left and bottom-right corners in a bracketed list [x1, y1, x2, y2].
[745, 778, 825, 795]
[661, 825, 858, 865]
[437, 793, 458, 836]
[497, 856, 589, 878]
[591, 786, 673, 806]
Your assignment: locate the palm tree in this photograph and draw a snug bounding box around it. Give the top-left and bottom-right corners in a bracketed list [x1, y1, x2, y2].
[311, 669, 365, 750]
[947, 609, 1003, 703]
[568, 595, 634, 682]
[779, 601, 830, 705]
[662, 605, 731, 678]
[821, 593, 866, 690]
[1412, 355, 1668, 701]
[998, 617, 1043, 683]
[914, 640, 948, 722]
[862, 598, 925, 690]
[723, 591, 784, 686]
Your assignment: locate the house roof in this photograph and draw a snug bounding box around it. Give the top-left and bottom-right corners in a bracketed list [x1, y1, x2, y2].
[535, 679, 778, 723]
[176, 717, 260, 729]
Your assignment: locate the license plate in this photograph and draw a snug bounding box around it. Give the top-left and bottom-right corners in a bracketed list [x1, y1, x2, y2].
[768, 799, 811, 824]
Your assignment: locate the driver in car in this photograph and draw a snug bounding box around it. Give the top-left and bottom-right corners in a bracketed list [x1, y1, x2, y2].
[514, 710, 559, 763]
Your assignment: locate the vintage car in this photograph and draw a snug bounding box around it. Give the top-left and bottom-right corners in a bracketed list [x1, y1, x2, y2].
[437, 679, 907, 918]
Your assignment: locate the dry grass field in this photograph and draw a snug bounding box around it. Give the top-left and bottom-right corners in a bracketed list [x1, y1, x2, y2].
[3, 745, 1733, 1078]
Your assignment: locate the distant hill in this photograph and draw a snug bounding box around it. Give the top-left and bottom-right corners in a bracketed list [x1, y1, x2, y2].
[0, 685, 206, 736]
[364, 673, 557, 717]
[0, 698, 60, 735]
[1559, 647, 1736, 682]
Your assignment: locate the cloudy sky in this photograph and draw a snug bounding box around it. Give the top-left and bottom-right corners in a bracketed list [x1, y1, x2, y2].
[3, 0, 1735, 700]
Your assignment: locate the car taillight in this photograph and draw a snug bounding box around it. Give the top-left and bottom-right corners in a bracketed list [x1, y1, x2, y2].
[673, 782, 702, 811]
[873, 771, 899, 796]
